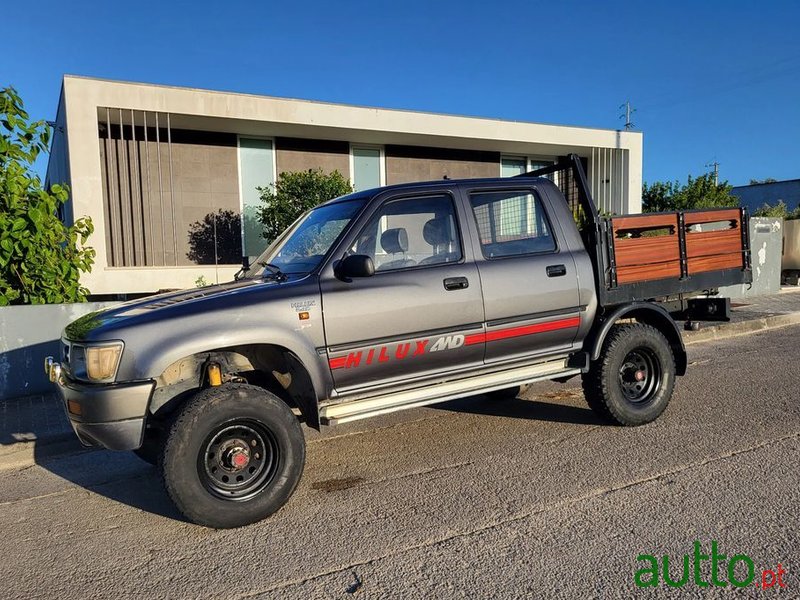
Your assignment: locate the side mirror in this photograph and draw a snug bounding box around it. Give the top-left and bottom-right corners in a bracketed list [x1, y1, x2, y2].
[337, 254, 375, 279]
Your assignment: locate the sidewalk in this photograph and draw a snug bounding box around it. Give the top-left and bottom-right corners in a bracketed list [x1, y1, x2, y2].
[683, 286, 800, 343]
[0, 393, 87, 471]
[2, 288, 800, 471]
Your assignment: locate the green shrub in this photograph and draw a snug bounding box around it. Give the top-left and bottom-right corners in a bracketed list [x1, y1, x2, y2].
[642, 173, 739, 213]
[752, 200, 800, 220]
[0, 86, 95, 305]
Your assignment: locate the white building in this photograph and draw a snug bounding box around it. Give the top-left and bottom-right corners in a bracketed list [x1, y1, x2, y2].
[46, 75, 643, 297]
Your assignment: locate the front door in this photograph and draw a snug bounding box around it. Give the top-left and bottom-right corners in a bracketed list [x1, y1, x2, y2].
[320, 189, 485, 393]
[463, 185, 582, 364]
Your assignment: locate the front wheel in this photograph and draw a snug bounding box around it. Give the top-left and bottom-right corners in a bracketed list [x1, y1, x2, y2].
[582, 323, 676, 426]
[161, 384, 305, 528]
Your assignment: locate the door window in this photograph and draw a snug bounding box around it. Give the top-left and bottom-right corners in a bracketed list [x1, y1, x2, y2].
[350, 194, 462, 272]
[470, 190, 555, 258]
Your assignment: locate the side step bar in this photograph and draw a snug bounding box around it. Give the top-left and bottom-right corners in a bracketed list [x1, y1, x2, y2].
[319, 359, 581, 425]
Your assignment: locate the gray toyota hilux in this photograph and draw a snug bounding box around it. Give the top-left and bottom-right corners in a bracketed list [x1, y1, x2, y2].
[46, 156, 751, 528]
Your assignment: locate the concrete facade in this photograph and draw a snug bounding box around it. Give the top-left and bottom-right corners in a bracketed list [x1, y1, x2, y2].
[275, 137, 350, 176]
[46, 75, 644, 296]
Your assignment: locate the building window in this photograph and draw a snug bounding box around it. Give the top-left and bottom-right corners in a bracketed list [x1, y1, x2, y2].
[501, 156, 555, 177]
[239, 137, 275, 259]
[351, 146, 384, 192]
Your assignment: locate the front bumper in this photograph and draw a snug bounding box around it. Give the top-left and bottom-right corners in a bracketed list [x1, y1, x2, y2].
[50, 369, 155, 451]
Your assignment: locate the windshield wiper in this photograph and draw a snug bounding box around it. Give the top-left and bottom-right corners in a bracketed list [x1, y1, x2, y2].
[259, 262, 288, 281]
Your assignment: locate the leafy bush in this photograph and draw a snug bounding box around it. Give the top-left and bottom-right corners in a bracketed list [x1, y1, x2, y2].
[752, 200, 800, 220]
[257, 169, 353, 244]
[0, 87, 94, 305]
[642, 173, 739, 213]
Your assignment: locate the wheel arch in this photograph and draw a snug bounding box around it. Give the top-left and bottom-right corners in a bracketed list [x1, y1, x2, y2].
[150, 343, 322, 429]
[585, 302, 687, 376]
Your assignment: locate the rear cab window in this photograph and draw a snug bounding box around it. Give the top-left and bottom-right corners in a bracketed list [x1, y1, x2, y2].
[469, 189, 556, 258]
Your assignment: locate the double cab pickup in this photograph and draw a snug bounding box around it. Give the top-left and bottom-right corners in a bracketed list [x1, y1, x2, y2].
[46, 156, 751, 528]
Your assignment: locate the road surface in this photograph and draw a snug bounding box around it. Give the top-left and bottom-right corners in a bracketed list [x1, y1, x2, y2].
[1, 325, 797, 598]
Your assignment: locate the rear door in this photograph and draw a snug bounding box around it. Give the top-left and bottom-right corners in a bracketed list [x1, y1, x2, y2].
[462, 183, 582, 364]
[319, 188, 485, 393]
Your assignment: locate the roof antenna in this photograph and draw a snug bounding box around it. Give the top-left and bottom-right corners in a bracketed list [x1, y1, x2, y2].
[619, 101, 636, 130]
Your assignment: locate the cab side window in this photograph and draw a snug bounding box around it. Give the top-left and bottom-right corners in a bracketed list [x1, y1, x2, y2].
[470, 190, 556, 258]
[350, 194, 462, 272]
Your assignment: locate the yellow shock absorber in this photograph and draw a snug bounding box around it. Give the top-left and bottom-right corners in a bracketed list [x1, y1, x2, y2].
[207, 363, 222, 387]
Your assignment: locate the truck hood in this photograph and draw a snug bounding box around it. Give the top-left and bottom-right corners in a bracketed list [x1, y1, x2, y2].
[65, 276, 310, 342]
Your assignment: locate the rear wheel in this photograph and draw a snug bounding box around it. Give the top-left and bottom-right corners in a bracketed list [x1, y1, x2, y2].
[161, 384, 305, 528]
[582, 323, 675, 426]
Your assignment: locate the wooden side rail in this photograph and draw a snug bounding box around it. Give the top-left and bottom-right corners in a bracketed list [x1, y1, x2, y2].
[684, 209, 744, 273]
[607, 208, 746, 286]
[610, 213, 681, 284]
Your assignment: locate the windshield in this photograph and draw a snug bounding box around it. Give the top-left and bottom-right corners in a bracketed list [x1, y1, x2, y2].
[244, 198, 366, 278]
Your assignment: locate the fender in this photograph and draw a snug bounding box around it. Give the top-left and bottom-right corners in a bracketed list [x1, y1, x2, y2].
[118, 323, 331, 430]
[585, 302, 687, 376]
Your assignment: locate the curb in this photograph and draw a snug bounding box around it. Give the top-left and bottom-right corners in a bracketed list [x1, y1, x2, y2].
[683, 311, 800, 345]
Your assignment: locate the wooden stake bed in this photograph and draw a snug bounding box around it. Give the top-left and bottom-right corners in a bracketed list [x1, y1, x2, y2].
[609, 209, 747, 285]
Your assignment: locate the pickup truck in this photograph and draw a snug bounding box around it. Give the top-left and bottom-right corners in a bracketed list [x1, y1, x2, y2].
[45, 155, 751, 528]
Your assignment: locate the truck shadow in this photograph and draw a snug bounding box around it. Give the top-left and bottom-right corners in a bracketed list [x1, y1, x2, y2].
[437, 390, 604, 425]
[33, 445, 187, 523]
[27, 388, 601, 523]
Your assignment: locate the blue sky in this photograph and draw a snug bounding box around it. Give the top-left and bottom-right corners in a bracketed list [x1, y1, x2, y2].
[5, 0, 799, 186]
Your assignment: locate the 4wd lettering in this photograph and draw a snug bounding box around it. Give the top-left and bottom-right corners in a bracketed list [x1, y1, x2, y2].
[429, 334, 465, 352]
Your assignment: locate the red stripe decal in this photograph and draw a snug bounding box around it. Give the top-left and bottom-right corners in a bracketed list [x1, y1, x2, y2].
[464, 333, 486, 345]
[329, 357, 347, 370]
[467, 316, 580, 345]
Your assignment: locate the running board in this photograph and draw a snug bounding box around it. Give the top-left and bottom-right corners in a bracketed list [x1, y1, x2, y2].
[319, 359, 580, 425]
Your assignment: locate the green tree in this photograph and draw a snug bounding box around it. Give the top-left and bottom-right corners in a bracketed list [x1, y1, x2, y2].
[0, 87, 95, 305]
[257, 168, 353, 244]
[749, 178, 777, 185]
[752, 200, 800, 219]
[642, 173, 739, 213]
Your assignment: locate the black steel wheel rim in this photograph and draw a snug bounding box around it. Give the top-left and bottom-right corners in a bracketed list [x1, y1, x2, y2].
[618, 347, 662, 403]
[199, 420, 279, 501]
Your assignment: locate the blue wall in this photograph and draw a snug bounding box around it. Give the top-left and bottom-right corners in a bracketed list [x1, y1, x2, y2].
[732, 180, 800, 213]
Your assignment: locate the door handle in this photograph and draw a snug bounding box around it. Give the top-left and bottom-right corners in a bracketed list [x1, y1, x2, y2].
[546, 264, 567, 277]
[443, 277, 469, 291]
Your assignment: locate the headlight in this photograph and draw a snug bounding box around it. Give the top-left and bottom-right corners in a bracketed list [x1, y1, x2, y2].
[84, 343, 124, 382]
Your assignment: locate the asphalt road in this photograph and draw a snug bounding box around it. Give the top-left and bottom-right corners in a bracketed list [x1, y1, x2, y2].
[1, 326, 798, 599]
